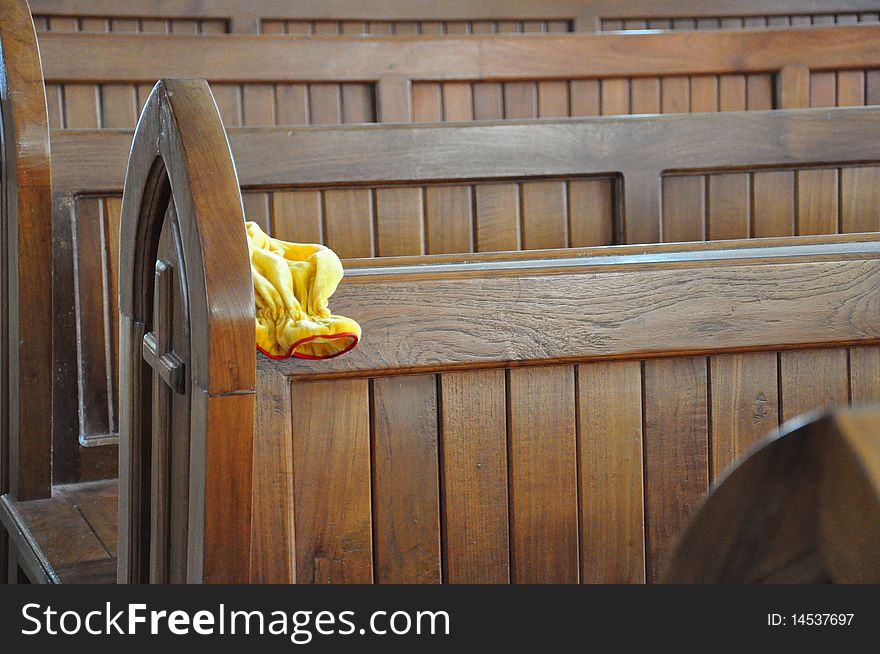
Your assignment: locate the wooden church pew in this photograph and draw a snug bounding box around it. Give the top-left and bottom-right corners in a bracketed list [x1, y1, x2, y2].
[112, 80, 880, 584]
[26, 0, 880, 35]
[45, 105, 880, 499]
[664, 404, 880, 583]
[36, 24, 880, 131]
[0, 0, 53, 584]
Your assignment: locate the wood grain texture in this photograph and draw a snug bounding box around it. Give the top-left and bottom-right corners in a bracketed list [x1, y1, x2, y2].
[372, 375, 442, 583]
[849, 345, 880, 403]
[577, 361, 645, 583]
[797, 169, 839, 235]
[440, 370, 510, 583]
[780, 349, 850, 421]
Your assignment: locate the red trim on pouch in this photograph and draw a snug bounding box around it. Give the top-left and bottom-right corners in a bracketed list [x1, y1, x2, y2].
[257, 332, 360, 361]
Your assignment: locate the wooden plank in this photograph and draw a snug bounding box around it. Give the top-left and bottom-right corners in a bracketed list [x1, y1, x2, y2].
[709, 353, 778, 480]
[601, 79, 630, 115]
[660, 76, 689, 114]
[103, 197, 122, 426]
[242, 85, 276, 126]
[810, 71, 837, 107]
[309, 84, 342, 125]
[521, 181, 567, 249]
[841, 167, 880, 233]
[850, 346, 880, 403]
[375, 187, 424, 256]
[210, 85, 242, 127]
[292, 379, 373, 583]
[569, 79, 600, 116]
[64, 84, 100, 128]
[868, 70, 880, 105]
[569, 178, 615, 247]
[746, 73, 774, 110]
[662, 175, 705, 242]
[643, 356, 709, 583]
[837, 70, 866, 106]
[472, 82, 504, 120]
[752, 171, 795, 237]
[578, 361, 644, 583]
[100, 84, 138, 128]
[507, 366, 578, 583]
[45, 83, 64, 129]
[538, 80, 569, 117]
[425, 185, 473, 254]
[474, 183, 520, 252]
[780, 349, 850, 421]
[323, 189, 374, 258]
[275, 85, 309, 126]
[631, 77, 660, 114]
[442, 82, 474, 121]
[504, 82, 538, 119]
[797, 168, 839, 235]
[271, 191, 323, 243]
[373, 376, 441, 583]
[719, 74, 746, 111]
[56, 481, 118, 557]
[341, 84, 375, 124]
[412, 83, 443, 122]
[707, 173, 750, 240]
[169, 19, 198, 34]
[690, 75, 719, 112]
[440, 370, 510, 583]
[241, 192, 270, 232]
[15, 497, 110, 568]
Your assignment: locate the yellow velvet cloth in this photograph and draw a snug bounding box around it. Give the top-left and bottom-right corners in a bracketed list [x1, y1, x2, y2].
[246, 221, 360, 359]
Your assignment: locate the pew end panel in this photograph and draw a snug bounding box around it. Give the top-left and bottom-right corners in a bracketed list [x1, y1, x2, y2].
[663, 404, 880, 583]
[115, 80, 880, 582]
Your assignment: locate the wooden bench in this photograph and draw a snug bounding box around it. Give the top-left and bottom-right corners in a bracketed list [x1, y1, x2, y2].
[664, 405, 880, 583]
[27, 0, 880, 35]
[37, 24, 880, 131]
[0, 0, 53, 584]
[115, 80, 880, 584]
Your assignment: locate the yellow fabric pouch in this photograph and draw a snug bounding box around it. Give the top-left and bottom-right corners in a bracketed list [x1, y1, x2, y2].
[246, 221, 361, 360]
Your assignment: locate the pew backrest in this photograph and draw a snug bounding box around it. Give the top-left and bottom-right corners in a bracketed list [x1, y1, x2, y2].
[27, 0, 880, 35]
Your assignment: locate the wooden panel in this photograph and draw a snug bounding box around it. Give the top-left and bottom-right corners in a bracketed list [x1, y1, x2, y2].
[425, 185, 473, 254]
[746, 74, 774, 110]
[810, 71, 837, 107]
[643, 357, 709, 583]
[440, 370, 509, 584]
[569, 178, 615, 247]
[101, 85, 137, 128]
[507, 367, 578, 583]
[780, 349, 850, 420]
[323, 189, 374, 258]
[45, 83, 64, 129]
[242, 85, 275, 126]
[631, 77, 660, 114]
[341, 84, 375, 124]
[412, 83, 442, 122]
[719, 75, 746, 111]
[868, 70, 880, 105]
[690, 75, 719, 112]
[472, 82, 504, 120]
[271, 191, 323, 243]
[577, 361, 644, 583]
[841, 167, 880, 233]
[797, 168, 838, 235]
[504, 82, 538, 119]
[139, 18, 168, 33]
[660, 76, 689, 114]
[64, 85, 100, 128]
[474, 183, 520, 252]
[752, 171, 795, 237]
[372, 376, 441, 584]
[242, 192, 269, 231]
[850, 346, 880, 403]
[570, 80, 600, 116]
[709, 353, 778, 480]
[707, 173, 750, 240]
[521, 181, 567, 249]
[375, 187, 424, 256]
[292, 379, 372, 583]
[169, 19, 198, 34]
[662, 175, 705, 242]
[601, 79, 630, 115]
[537, 81, 569, 118]
[837, 70, 866, 106]
[442, 82, 473, 121]
[210, 85, 242, 127]
[275, 85, 309, 126]
[309, 85, 342, 125]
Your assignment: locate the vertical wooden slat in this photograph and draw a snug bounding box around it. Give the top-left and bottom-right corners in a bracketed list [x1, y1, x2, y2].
[341, 84, 375, 124]
[810, 72, 837, 107]
[64, 85, 100, 128]
[100, 85, 138, 128]
[797, 169, 839, 235]
[840, 167, 880, 233]
[660, 77, 689, 113]
[718, 75, 746, 111]
[45, 84, 64, 129]
[631, 78, 660, 114]
[242, 85, 276, 126]
[601, 79, 630, 115]
[442, 82, 474, 121]
[746, 74, 774, 110]
[309, 85, 342, 125]
[412, 83, 443, 122]
[507, 367, 578, 584]
[537, 81, 569, 117]
[504, 82, 538, 119]
[837, 70, 866, 106]
[570, 80, 601, 116]
[709, 353, 778, 480]
[578, 361, 645, 584]
[275, 85, 309, 125]
[373, 376, 441, 584]
[662, 175, 705, 242]
[780, 349, 850, 421]
[271, 191, 323, 243]
[474, 184, 520, 252]
[473, 82, 505, 120]
[286, 21, 313, 35]
[425, 185, 473, 254]
[313, 22, 340, 35]
[292, 379, 372, 583]
[210, 85, 242, 127]
[690, 76, 719, 112]
[643, 357, 709, 583]
[323, 189, 374, 258]
[521, 181, 567, 249]
[778, 65, 810, 108]
[103, 198, 122, 426]
[139, 19, 168, 33]
[867, 70, 880, 104]
[199, 19, 228, 34]
[169, 19, 198, 34]
[440, 370, 510, 583]
[375, 187, 424, 256]
[241, 193, 270, 232]
[849, 346, 880, 403]
[707, 173, 750, 240]
[340, 21, 366, 35]
[752, 171, 795, 237]
[569, 178, 615, 247]
[78, 17, 108, 32]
